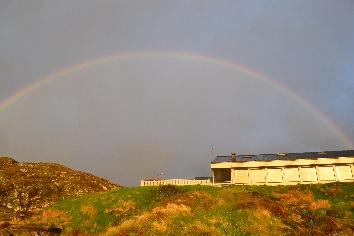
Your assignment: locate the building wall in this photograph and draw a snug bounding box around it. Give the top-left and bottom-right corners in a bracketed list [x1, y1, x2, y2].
[211, 157, 354, 169]
[231, 164, 354, 185]
[211, 157, 354, 185]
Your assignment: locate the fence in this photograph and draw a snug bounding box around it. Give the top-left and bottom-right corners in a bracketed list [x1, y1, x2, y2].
[140, 178, 212, 186]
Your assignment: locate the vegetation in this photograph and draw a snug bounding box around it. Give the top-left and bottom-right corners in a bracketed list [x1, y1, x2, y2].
[0, 157, 118, 219]
[29, 182, 354, 235]
[0, 157, 118, 235]
[1, 157, 353, 235]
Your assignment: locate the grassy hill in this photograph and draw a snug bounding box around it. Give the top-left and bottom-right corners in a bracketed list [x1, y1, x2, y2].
[27, 182, 354, 235]
[1, 157, 353, 235]
[0, 157, 119, 235]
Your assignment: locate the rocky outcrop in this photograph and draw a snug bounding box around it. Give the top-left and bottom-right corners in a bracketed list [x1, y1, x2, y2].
[0, 157, 119, 222]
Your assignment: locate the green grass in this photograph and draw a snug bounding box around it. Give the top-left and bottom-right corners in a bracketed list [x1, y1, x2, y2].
[37, 182, 354, 235]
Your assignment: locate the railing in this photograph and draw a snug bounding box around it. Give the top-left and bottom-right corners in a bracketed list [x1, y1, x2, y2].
[140, 179, 212, 186]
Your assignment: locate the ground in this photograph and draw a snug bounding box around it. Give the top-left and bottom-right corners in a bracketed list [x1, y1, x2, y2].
[1, 157, 353, 235]
[22, 182, 354, 235]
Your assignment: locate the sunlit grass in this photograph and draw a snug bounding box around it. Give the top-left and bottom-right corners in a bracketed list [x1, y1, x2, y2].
[35, 182, 354, 235]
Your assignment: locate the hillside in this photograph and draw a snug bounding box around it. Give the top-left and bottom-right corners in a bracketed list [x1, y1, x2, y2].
[1, 157, 353, 235]
[0, 157, 119, 234]
[27, 182, 354, 235]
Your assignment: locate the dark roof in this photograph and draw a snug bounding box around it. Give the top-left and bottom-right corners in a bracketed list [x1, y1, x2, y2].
[211, 150, 354, 163]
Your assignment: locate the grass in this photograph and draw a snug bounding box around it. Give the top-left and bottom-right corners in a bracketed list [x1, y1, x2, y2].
[32, 182, 354, 235]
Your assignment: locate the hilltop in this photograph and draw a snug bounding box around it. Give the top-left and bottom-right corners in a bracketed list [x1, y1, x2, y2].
[0, 157, 119, 234]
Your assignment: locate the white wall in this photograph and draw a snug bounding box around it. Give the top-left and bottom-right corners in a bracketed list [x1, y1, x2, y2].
[231, 164, 354, 185]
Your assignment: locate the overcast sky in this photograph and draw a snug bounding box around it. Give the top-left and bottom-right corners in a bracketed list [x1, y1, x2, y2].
[0, 1, 353, 185]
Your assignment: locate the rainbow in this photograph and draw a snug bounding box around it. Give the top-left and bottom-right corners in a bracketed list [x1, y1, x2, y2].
[0, 50, 353, 148]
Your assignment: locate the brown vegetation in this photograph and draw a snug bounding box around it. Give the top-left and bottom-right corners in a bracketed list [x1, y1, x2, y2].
[0, 156, 119, 235]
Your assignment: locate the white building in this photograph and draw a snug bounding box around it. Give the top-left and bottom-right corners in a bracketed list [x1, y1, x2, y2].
[211, 150, 354, 185]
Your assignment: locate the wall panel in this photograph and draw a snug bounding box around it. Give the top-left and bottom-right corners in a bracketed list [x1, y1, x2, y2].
[234, 169, 250, 184]
[301, 167, 317, 182]
[284, 168, 301, 182]
[267, 168, 283, 183]
[250, 169, 266, 183]
[336, 165, 353, 181]
[317, 166, 335, 181]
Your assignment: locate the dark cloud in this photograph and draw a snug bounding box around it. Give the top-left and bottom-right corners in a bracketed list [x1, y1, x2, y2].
[0, 1, 353, 185]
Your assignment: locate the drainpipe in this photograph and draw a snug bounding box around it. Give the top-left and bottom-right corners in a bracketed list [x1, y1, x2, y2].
[231, 153, 237, 184]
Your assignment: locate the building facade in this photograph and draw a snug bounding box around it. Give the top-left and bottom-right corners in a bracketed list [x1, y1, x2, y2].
[211, 150, 354, 185]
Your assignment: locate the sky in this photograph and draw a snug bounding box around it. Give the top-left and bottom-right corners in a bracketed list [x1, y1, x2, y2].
[0, 0, 353, 185]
